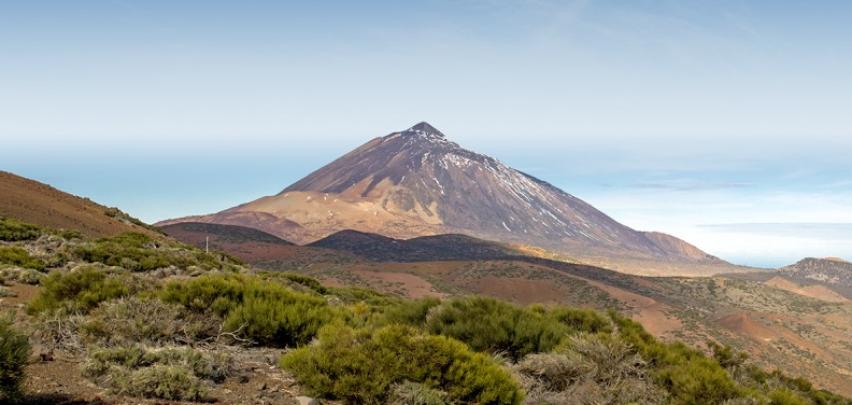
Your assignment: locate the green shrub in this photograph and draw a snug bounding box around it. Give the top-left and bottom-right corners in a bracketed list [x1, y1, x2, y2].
[547, 306, 613, 334]
[379, 297, 441, 326]
[709, 341, 748, 370]
[736, 365, 849, 404]
[0, 217, 42, 241]
[327, 285, 397, 306]
[161, 274, 333, 346]
[268, 271, 328, 294]
[609, 311, 740, 404]
[0, 315, 30, 401]
[281, 324, 523, 405]
[74, 232, 229, 272]
[28, 266, 145, 314]
[0, 246, 46, 271]
[426, 296, 566, 360]
[769, 388, 809, 405]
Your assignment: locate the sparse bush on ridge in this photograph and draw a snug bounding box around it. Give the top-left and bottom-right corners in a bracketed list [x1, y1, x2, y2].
[280, 324, 523, 405]
[0, 315, 30, 401]
[103, 207, 163, 234]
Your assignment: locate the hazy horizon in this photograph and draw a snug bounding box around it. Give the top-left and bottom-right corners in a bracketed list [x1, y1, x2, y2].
[3, 1, 852, 268]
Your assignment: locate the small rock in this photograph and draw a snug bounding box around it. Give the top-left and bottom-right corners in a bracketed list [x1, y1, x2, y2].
[29, 345, 54, 363]
[296, 396, 320, 405]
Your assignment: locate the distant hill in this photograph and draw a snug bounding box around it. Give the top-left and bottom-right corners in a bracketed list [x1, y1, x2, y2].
[160, 222, 355, 265]
[161, 222, 294, 246]
[0, 171, 158, 238]
[780, 257, 852, 298]
[159, 122, 740, 276]
[308, 230, 520, 262]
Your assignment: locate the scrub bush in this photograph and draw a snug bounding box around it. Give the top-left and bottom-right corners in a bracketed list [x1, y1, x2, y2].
[0, 316, 30, 401]
[160, 273, 333, 346]
[82, 345, 229, 401]
[81, 296, 214, 346]
[0, 246, 46, 271]
[28, 266, 146, 314]
[0, 217, 42, 241]
[426, 296, 566, 360]
[74, 232, 230, 272]
[281, 324, 523, 405]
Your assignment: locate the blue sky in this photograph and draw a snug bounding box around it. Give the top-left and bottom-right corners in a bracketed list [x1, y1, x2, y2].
[2, 1, 852, 268]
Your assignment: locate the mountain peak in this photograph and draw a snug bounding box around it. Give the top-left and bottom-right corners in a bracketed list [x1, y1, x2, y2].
[404, 121, 445, 138]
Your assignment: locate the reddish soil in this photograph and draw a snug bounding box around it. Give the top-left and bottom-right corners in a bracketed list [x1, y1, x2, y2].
[0, 171, 155, 238]
[717, 312, 777, 343]
[580, 278, 682, 337]
[352, 270, 445, 299]
[765, 276, 847, 303]
[461, 276, 576, 305]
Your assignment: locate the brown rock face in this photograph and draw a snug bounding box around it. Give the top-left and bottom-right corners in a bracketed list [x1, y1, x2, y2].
[159, 122, 728, 274]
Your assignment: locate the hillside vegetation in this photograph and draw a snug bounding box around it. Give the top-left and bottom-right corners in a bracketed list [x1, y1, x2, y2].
[1, 217, 848, 404]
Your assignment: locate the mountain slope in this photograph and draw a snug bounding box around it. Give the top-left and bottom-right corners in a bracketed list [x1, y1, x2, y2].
[159, 122, 730, 275]
[780, 257, 852, 298]
[0, 171, 157, 238]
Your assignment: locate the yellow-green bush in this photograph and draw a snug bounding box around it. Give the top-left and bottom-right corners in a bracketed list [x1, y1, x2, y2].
[28, 266, 146, 314]
[608, 311, 741, 404]
[281, 324, 523, 405]
[378, 297, 441, 326]
[0, 315, 30, 401]
[546, 306, 613, 334]
[426, 296, 566, 360]
[160, 274, 333, 346]
[0, 246, 46, 271]
[0, 217, 42, 241]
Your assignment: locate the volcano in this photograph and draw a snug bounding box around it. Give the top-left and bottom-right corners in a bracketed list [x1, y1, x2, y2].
[159, 122, 730, 274]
